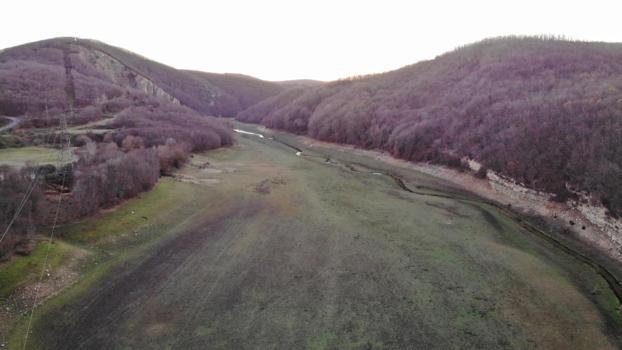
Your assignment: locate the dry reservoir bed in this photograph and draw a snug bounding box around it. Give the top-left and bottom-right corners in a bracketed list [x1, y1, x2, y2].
[6, 127, 622, 349]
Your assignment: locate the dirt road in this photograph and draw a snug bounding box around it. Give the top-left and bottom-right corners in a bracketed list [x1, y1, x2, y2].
[0, 116, 20, 133]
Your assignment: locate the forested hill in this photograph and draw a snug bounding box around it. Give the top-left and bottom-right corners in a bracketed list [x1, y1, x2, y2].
[186, 71, 285, 111]
[2, 37, 622, 217]
[237, 37, 622, 217]
[0, 37, 285, 117]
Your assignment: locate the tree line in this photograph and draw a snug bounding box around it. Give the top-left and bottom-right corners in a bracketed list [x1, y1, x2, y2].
[0, 97, 232, 259]
[238, 37, 622, 217]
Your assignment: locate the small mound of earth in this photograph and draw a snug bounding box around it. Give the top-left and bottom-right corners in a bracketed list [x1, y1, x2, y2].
[174, 175, 220, 185]
[254, 177, 288, 194]
[201, 168, 223, 174]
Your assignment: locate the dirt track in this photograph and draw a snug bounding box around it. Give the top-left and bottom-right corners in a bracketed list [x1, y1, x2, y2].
[22, 127, 622, 349]
[0, 116, 20, 133]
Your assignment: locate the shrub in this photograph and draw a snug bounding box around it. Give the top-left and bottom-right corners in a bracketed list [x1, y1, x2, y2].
[70, 145, 160, 216]
[157, 142, 189, 175]
[111, 102, 233, 152]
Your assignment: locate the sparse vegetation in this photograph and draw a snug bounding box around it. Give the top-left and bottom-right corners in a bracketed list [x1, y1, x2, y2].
[5, 130, 619, 349]
[0, 147, 66, 168]
[0, 239, 75, 298]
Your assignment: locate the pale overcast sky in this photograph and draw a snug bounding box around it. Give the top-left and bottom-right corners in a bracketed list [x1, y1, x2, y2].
[1, 0, 621, 81]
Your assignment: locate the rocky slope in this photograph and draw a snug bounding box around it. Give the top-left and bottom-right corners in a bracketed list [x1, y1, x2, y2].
[0, 37, 285, 117]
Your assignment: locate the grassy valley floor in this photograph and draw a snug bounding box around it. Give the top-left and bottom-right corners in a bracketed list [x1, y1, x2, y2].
[2, 127, 621, 349]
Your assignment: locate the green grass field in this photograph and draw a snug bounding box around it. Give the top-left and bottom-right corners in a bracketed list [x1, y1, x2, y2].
[66, 116, 116, 135]
[0, 146, 76, 168]
[2, 127, 621, 349]
[0, 240, 78, 299]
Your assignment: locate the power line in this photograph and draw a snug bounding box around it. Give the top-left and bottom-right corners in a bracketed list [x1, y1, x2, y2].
[0, 111, 60, 246]
[22, 112, 71, 350]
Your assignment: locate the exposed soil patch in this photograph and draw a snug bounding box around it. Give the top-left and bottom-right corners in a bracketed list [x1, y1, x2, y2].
[253, 177, 288, 194]
[173, 174, 220, 185]
[0, 244, 89, 344]
[191, 161, 211, 169]
[201, 168, 223, 174]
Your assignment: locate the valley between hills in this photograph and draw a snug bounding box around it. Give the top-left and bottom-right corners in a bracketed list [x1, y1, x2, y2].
[0, 123, 620, 349]
[1, 36, 622, 349]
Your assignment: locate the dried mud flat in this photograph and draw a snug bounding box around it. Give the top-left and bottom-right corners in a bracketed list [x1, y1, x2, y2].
[298, 135, 622, 267]
[10, 128, 622, 349]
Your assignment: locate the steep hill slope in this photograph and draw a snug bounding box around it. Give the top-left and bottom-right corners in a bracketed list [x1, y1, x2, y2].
[187, 71, 285, 110]
[275, 79, 323, 89]
[0, 38, 283, 117]
[0, 38, 238, 258]
[238, 36, 622, 217]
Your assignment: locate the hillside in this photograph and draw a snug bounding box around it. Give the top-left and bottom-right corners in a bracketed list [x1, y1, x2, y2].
[0, 38, 237, 258]
[0, 37, 283, 117]
[187, 71, 285, 111]
[275, 79, 323, 89]
[238, 36, 622, 218]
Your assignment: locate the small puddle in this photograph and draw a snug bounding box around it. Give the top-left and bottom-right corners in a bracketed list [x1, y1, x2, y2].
[201, 168, 223, 174]
[235, 128, 304, 157]
[234, 129, 264, 138]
